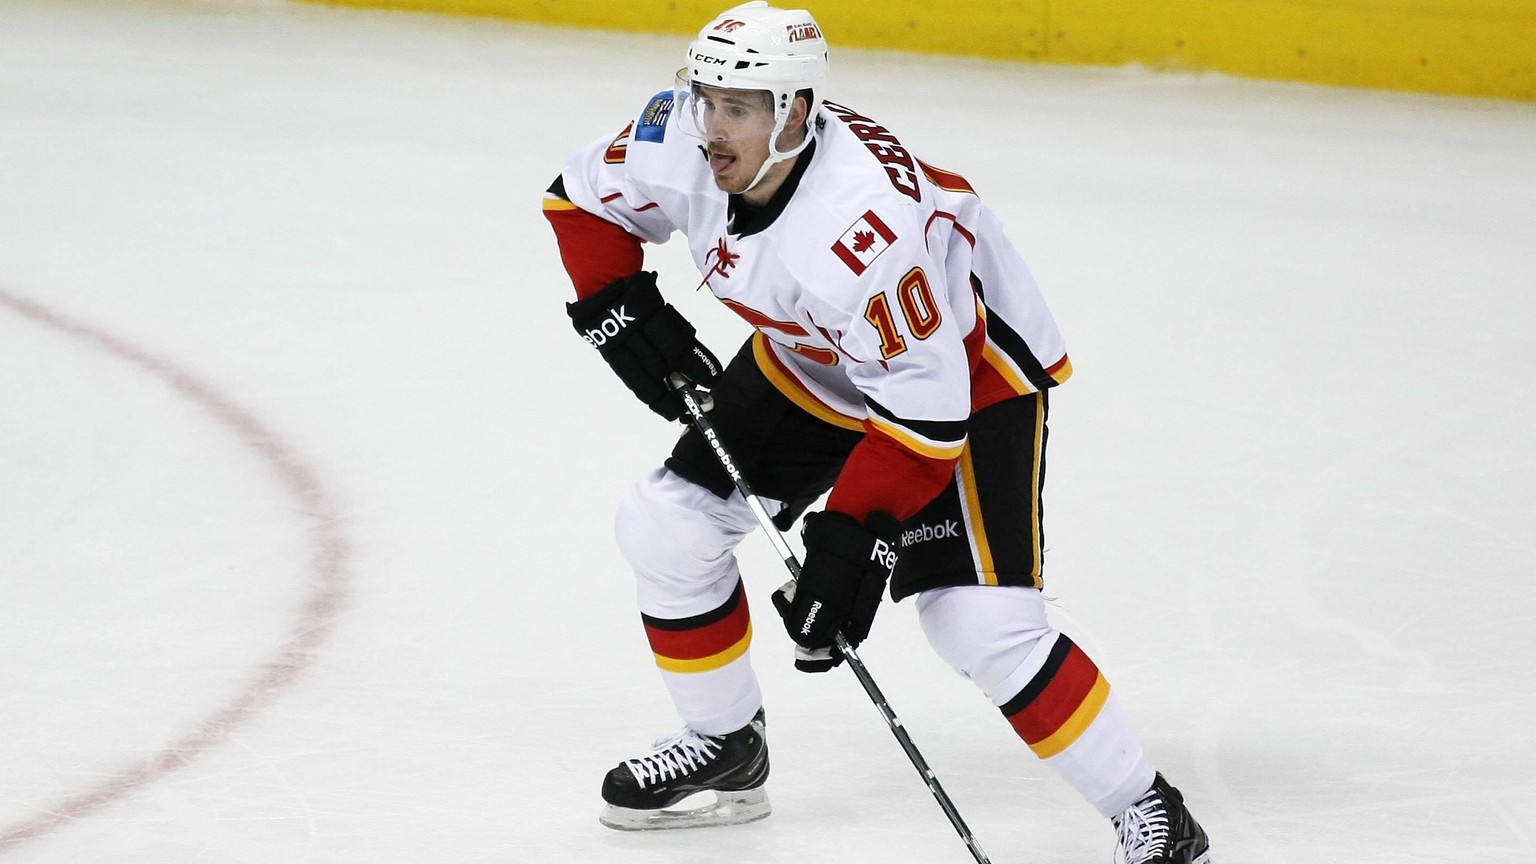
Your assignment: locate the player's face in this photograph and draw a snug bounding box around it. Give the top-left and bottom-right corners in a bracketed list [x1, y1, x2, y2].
[693, 85, 779, 195]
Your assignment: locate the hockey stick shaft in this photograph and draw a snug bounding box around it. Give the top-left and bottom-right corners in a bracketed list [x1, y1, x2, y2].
[673, 380, 992, 864]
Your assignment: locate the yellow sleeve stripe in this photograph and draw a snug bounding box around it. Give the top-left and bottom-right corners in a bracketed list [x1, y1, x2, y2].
[982, 341, 1034, 395]
[542, 196, 578, 212]
[1045, 355, 1073, 385]
[868, 414, 967, 461]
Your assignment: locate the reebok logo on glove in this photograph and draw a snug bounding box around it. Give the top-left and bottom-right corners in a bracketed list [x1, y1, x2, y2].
[870, 539, 897, 573]
[800, 600, 822, 636]
[565, 271, 722, 421]
[581, 305, 635, 348]
[772, 511, 900, 673]
[690, 345, 721, 378]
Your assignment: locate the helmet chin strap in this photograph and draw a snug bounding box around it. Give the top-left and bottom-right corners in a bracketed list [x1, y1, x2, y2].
[740, 113, 813, 195]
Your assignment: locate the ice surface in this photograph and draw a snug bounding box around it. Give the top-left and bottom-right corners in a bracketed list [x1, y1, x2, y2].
[2, 1, 1534, 861]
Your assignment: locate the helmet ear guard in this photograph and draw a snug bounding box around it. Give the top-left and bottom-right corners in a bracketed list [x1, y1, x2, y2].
[675, 2, 828, 191]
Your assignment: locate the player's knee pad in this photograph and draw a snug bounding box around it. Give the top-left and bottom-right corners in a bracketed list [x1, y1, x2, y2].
[614, 467, 764, 616]
[916, 585, 1056, 706]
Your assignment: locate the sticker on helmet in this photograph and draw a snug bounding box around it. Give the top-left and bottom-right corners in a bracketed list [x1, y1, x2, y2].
[786, 22, 821, 43]
[636, 90, 673, 143]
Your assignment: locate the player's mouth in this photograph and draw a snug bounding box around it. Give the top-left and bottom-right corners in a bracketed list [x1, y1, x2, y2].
[708, 148, 737, 176]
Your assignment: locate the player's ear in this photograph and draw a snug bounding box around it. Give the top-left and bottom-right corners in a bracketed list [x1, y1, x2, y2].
[790, 90, 812, 126]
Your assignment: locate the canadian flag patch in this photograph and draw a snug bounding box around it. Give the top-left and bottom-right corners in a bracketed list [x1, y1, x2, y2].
[831, 210, 897, 276]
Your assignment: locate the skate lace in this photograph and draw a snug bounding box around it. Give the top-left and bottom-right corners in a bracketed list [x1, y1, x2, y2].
[623, 729, 723, 789]
[1112, 789, 1171, 864]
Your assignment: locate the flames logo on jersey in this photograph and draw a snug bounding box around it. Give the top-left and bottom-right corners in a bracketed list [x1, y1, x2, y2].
[699, 236, 740, 288]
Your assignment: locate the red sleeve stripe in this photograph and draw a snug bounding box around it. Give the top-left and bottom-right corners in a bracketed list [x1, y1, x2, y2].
[543, 200, 644, 299]
[1044, 353, 1073, 384]
[999, 636, 1111, 759]
[642, 580, 753, 674]
[925, 211, 977, 248]
[597, 192, 660, 213]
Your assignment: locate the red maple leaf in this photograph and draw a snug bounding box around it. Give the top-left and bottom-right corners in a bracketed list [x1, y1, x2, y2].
[851, 229, 877, 253]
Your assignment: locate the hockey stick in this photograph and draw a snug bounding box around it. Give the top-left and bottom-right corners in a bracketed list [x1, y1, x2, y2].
[671, 377, 993, 864]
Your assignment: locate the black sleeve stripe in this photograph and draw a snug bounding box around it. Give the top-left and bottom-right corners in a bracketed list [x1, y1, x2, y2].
[866, 395, 967, 443]
[547, 174, 569, 200]
[984, 310, 1054, 390]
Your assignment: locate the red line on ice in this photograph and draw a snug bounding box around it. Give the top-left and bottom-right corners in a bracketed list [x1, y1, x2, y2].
[0, 289, 351, 853]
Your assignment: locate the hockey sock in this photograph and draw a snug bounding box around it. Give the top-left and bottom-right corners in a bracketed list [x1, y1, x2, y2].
[641, 578, 762, 736]
[916, 586, 1154, 818]
[997, 634, 1155, 817]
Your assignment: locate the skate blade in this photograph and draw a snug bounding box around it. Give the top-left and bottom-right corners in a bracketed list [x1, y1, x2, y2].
[599, 788, 771, 831]
[1116, 844, 1212, 864]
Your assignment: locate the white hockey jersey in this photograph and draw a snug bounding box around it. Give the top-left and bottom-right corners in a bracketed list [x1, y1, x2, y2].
[551, 89, 1071, 508]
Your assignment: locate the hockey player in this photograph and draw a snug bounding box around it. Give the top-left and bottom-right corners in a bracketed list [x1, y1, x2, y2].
[543, 3, 1212, 862]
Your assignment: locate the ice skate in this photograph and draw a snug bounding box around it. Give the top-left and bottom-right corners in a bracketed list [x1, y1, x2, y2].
[1112, 773, 1212, 864]
[598, 709, 770, 831]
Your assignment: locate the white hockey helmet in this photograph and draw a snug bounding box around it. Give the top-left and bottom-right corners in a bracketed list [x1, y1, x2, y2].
[676, 2, 828, 189]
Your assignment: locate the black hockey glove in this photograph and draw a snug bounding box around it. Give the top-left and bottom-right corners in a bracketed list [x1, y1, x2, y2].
[771, 511, 899, 673]
[566, 271, 721, 421]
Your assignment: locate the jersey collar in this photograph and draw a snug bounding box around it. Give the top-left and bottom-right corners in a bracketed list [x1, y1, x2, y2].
[726, 139, 817, 238]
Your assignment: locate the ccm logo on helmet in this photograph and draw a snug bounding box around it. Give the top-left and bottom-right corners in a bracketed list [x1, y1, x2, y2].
[689, 47, 728, 66]
[581, 306, 635, 348]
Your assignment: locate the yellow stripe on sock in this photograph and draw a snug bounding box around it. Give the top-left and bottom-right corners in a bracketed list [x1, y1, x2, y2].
[1029, 674, 1110, 759]
[653, 623, 753, 674]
